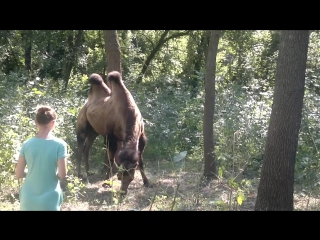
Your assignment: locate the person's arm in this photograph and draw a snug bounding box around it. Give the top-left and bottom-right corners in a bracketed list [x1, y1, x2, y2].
[57, 158, 67, 179]
[15, 155, 27, 179]
[57, 141, 68, 179]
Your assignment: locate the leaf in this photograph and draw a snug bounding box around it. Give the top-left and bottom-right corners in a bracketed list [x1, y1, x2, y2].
[34, 90, 43, 95]
[229, 180, 239, 189]
[173, 151, 187, 162]
[315, 139, 320, 144]
[237, 192, 245, 205]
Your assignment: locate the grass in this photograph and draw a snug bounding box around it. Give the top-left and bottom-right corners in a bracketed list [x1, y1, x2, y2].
[2, 156, 320, 211]
[0, 156, 257, 211]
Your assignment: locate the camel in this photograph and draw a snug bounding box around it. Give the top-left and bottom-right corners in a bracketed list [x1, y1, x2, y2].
[76, 71, 152, 195]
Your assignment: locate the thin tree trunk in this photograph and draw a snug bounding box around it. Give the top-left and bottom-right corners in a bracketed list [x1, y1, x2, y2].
[63, 30, 83, 91]
[254, 30, 310, 211]
[103, 30, 122, 75]
[190, 31, 209, 98]
[21, 30, 32, 72]
[203, 30, 220, 180]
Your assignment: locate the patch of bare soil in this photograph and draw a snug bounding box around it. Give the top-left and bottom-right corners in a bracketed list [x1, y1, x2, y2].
[59, 160, 260, 211]
[2, 160, 320, 211]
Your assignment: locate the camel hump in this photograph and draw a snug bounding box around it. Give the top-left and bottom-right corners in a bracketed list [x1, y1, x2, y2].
[107, 71, 122, 84]
[89, 73, 103, 85]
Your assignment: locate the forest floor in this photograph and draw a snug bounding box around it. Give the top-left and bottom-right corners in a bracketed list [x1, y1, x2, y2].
[1, 158, 320, 211]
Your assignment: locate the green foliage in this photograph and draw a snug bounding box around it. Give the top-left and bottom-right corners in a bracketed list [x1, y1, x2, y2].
[0, 71, 103, 198]
[292, 31, 320, 197]
[2, 30, 320, 210]
[124, 75, 203, 159]
[0, 126, 20, 192]
[64, 175, 86, 202]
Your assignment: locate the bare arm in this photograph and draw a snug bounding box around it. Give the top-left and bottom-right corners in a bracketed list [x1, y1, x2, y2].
[57, 158, 67, 179]
[15, 155, 27, 179]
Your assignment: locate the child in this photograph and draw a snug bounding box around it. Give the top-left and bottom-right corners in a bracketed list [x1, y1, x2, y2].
[15, 105, 68, 211]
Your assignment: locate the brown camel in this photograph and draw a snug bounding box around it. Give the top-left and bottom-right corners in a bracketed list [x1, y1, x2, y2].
[76, 71, 152, 195]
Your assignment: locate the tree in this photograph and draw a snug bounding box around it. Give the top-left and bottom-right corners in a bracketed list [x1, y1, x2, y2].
[0, 30, 23, 74]
[63, 30, 84, 91]
[103, 30, 122, 75]
[254, 30, 310, 211]
[203, 30, 221, 181]
[21, 30, 32, 72]
[184, 30, 211, 98]
[136, 30, 191, 84]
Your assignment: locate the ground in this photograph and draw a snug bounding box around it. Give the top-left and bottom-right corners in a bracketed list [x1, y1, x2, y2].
[1, 159, 320, 211]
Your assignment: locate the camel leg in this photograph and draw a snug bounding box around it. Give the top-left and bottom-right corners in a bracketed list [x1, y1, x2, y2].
[102, 134, 117, 175]
[110, 140, 123, 177]
[138, 133, 153, 187]
[102, 134, 119, 188]
[101, 135, 111, 174]
[83, 129, 98, 177]
[76, 105, 89, 179]
[76, 130, 87, 179]
[139, 157, 151, 187]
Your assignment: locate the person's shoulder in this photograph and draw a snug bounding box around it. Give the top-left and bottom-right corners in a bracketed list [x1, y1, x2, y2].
[52, 137, 69, 157]
[52, 137, 68, 146]
[20, 137, 38, 151]
[22, 137, 36, 145]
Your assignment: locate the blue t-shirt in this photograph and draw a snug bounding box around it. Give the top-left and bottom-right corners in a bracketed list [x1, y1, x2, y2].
[19, 137, 68, 211]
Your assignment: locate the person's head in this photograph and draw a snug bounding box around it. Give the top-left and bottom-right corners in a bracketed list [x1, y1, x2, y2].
[35, 105, 57, 129]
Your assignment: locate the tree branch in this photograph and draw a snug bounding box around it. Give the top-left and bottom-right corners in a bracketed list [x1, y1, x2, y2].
[164, 30, 192, 42]
[137, 30, 192, 83]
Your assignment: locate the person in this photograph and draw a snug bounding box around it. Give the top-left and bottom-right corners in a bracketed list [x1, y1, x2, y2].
[15, 105, 68, 211]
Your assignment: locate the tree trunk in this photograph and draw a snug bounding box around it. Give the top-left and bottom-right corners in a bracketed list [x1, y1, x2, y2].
[63, 30, 83, 91]
[190, 31, 210, 98]
[21, 30, 32, 72]
[103, 30, 122, 75]
[254, 30, 310, 211]
[203, 30, 220, 180]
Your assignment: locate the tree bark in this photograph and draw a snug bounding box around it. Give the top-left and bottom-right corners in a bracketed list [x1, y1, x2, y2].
[203, 30, 220, 180]
[254, 30, 310, 211]
[190, 31, 210, 98]
[63, 30, 84, 91]
[21, 30, 32, 72]
[103, 30, 122, 75]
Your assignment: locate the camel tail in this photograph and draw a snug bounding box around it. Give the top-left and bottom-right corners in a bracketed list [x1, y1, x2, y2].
[88, 73, 103, 85]
[107, 71, 122, 84]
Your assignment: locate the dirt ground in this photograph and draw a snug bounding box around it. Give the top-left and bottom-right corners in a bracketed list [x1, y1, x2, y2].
[1, 159, 320, 211]
[58, 159, 259, 211]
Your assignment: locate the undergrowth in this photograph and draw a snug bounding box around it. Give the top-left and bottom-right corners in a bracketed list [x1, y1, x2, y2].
[1, 68, 320, 211]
